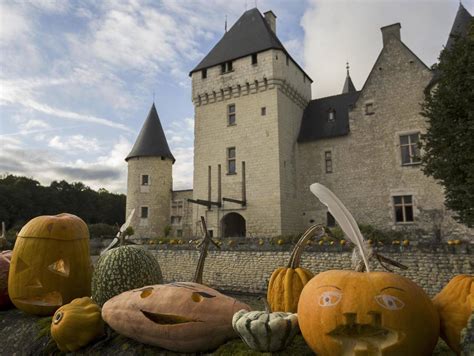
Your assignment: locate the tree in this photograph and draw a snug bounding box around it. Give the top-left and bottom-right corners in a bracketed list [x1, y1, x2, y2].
[421, 21, 474, 227]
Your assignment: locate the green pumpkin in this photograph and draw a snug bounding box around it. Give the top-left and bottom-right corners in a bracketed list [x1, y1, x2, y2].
[92, 246, 162, 306]
[232, 304, 299, 352]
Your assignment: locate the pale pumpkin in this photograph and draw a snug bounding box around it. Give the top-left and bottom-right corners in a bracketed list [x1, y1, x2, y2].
[267, 224, 324, 312]
[298, 270, 440, 356]
[232, 300, 299, 352]
[8, 213, 92, 316]
[51, 297, 104, 352]
[433, 274, 473, 354]
[102, 282, 251, 353]
[0, 250, 12, 309]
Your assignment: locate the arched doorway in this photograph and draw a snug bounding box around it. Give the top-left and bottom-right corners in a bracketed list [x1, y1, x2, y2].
[221, 213, 246, 237]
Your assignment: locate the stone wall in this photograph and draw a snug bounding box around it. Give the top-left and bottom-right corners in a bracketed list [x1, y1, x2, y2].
[151, 243, 473, 297]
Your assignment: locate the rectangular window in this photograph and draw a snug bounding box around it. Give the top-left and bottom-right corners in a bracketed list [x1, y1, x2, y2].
[286, 55, 289, 66]
[227, 147, 236, 174]
[171, 216, 182, 225]
[177, 229, 183, 237]
[221, 61, 233, 74]
[400, 133, 421, 165]
[171, 200, 184, 216]
[141, 206, 148, 219]
[393, 195, 414, 223]
[228, 104, 236, 125]
[328, 110, 335, 122]
[365, 102, 374, 115]
[261, 107, 266, 116]
[208, 230, 214, 237]
[141, 174, 149, 186]
[201, 69, 207, 79]
[251, 53, 258, 65]
[325, 151, 333, 173]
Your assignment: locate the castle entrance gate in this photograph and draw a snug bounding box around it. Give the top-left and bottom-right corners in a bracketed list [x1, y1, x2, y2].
[221, 213, 246, 237]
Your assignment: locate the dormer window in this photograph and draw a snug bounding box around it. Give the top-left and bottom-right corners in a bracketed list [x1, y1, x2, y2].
[221, 61, 233, 74]
[328, 109, 336, 122]
[202, 69, 207, 79]
[251, 53, 258, 65]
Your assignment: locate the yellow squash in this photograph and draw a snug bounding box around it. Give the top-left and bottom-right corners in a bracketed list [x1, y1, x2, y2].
[51, 297, 104, 352]
[433, 274, 473, 354]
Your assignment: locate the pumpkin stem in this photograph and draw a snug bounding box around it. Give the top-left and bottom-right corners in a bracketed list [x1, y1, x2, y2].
[288, 225, 325, 269]
[193, 216, 220, 284]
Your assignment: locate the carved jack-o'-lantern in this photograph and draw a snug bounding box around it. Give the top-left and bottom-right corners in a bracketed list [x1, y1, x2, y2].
[8, 214, 92, 316]
[102, 282, 251, 353]
[298, 270, 440, 356]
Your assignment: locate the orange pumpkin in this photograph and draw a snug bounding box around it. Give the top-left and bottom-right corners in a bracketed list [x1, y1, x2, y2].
[433, 274, 473, 354]
[8, 214, 92, 315]
[267, 225, 324, 312]
[102, 282, 251, 353]
[298, 270, 440, 356]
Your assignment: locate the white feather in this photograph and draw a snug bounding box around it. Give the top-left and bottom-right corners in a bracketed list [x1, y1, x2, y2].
[310, 183, 370, 272]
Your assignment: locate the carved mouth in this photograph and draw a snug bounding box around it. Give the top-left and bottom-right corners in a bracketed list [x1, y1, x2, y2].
[141, 310, 203, 325]
[328, 312, 399, 353]
[14, 291, 63, 306]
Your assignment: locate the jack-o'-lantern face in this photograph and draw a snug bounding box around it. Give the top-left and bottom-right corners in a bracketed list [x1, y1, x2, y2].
[298, 270, 439, 356]
[8, 214, 92, 316]
[102, 282, 251, 353]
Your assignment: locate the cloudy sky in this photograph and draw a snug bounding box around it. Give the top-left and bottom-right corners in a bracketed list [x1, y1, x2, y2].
[0, 0, 471, 193]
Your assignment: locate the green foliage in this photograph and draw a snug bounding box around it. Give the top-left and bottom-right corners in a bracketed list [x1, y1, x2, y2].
[89, 223, 118, 239]
[163, 225, 172, 237]
[0, 174, 126, 230]
[421, 21, 474, 227]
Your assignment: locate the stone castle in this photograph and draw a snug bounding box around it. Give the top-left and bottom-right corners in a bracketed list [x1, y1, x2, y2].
[125, 5, 473, 240]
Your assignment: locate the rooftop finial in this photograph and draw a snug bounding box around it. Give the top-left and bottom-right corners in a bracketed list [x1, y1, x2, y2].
[346, 61, 350, 76]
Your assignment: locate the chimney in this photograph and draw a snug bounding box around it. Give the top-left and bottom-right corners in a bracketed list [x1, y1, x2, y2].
[264, 10, 277, 34]
[381, 23, 401, 47]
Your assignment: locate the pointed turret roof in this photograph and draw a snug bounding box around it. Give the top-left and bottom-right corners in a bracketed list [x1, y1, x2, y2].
[445, 3, 472, 51]
[190, 8, 311, 80]
[125, 103, 175, 162]
[342, 63, 356, 94]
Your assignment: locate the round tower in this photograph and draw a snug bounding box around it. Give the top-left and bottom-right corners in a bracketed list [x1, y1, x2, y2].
[125, 103, 175, 239]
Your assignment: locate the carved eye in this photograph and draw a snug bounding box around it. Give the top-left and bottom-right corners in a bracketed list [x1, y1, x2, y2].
[139, 287, 154, 298]
[319, 291, 342, 307]
[375, 295, 405, 310]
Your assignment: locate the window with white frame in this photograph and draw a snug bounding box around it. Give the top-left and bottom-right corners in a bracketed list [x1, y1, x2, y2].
[227, 147, 236, 174]
[325, 151, 333, 173]
[393, 195, 414, 223]
[400, 133, 421, 165]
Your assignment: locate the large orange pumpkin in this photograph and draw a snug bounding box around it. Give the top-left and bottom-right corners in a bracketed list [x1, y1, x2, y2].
[433, 274, 473, 354]
[8, 214, 92, 316]
[298, 270, 440, 356]
[102, 282, 251, 353]
[267, 225, 324, 312]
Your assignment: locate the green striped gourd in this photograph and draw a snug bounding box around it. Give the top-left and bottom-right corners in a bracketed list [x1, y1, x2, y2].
[232, 299, 299, 352]
[92, 246, 162, 306]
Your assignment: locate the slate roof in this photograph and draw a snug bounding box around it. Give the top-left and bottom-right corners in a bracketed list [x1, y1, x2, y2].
[190, 8, 311, 80]
[427, 4, 472, 90]
[297, 91, 360, 143]
[342, 74, 356, 94]
[125, 103, 175, 162]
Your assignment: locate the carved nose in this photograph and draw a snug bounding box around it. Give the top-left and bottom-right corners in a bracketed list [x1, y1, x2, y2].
[343, 312, 357, 326]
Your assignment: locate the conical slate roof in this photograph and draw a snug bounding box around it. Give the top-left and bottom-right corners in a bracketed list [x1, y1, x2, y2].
[125, 103, 175, 163]
[445, 3, 472, 51]
[190, 8, 311, 80]
[342, 73, 356, 94]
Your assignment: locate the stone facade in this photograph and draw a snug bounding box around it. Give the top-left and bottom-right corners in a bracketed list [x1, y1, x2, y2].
[152, 244, 472, 297]
[170, 189, 194, 238]
[126, 156, 172, 239]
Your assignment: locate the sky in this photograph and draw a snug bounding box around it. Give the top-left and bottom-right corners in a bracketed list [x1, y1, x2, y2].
[0, 0, 472, 193]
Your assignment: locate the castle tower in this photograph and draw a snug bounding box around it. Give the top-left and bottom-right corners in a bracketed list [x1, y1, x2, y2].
[125, 103, 175, 239]
[189, 8, 312, 237]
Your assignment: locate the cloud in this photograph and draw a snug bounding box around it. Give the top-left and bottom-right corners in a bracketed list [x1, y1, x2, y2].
[301, 0, 463, 98]
[48, 135, 101, 152]
[23, 119, 50, 130]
